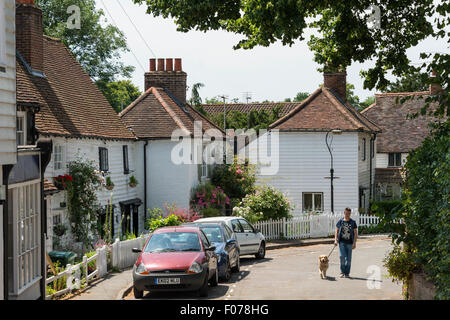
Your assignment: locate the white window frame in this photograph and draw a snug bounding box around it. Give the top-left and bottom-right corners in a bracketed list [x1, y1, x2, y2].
[8, 179, 42, 295]
[0, 0, 7, 68]
[54, 145, 64, 171]
[16, 111, 27, 146]
[303, 192, 323, 213]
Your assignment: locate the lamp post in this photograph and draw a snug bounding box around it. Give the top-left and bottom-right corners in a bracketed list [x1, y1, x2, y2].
[325, 129, 342, 213]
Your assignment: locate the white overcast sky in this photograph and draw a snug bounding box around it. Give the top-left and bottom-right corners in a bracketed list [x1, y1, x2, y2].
[95, 0, 447, 103]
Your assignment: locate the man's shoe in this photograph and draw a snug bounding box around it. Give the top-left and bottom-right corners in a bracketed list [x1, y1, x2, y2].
[340, 273, 345, 278]
[344, 274, 350, 278]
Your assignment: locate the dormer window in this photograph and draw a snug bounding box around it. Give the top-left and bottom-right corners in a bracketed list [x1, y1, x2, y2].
[16, 111, 27, 146]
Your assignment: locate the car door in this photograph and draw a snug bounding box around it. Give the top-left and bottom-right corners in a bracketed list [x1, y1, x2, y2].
[230, 219, 249, 254]
[199, 230, 216, 278]
[238, 219, 260, 254]
[223, 224, 238, 266]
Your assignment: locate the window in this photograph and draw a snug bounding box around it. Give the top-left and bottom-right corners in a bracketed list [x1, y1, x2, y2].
[388, 153, 402, 167]
[303, 192, 323, 212]
[0, 0, 6, 69]
[199, 230, 211, 248]
[231, 220, 244, 233]
[223, 224, 233, 241]
[99, 147, 109, 172]
[54, 145, 64, 170]
[16, 112, 26, 146]
[361, 138, 366, 161]
[238, 219, 254, 233]
[123, 145, 129, 174]
[53, 214, 61, 226]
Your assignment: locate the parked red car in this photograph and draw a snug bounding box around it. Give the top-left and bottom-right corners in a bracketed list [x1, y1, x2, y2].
[132, 226, 218, 298]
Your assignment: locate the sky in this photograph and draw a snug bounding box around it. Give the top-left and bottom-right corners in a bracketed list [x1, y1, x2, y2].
[95, 0, 448, 104]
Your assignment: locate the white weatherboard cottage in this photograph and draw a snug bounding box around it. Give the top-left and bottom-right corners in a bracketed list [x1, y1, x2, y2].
[120, 58, 223, 216]
[0, 0, 17, 301]
[249, 72, 380, 215]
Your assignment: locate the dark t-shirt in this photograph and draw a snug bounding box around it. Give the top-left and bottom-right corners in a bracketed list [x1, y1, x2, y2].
[337, 219, 357, 244]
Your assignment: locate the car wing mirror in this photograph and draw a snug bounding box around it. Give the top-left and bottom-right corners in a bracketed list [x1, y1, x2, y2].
[206, 246, 216, 251]
[132, 248, 142, 253]
[226, 239, 236, 244]
[254, 228, 260, 233]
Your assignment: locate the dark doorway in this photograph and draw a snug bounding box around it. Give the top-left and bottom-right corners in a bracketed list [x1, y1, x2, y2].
[119, 199, 142, 237]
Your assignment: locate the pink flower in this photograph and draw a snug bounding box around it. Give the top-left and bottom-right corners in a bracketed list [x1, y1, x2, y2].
[236, 169, 243, 175]
[212, 193, 217, 198]
[225, 197, 230, 205]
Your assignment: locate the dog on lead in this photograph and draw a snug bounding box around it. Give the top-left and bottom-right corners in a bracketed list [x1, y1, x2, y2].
[318, 255, 329, 279]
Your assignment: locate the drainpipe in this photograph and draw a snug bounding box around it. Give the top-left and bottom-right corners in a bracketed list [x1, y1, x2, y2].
[369, 133, 377, 205]
[2, 165, 13, 300]
[143, 140, 149, 223]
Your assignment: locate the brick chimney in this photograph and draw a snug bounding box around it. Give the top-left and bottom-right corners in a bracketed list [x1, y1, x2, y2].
[324, 71, 347, 102]
[429, 71, 444, 95]
[16, 0, 44, 72]
[145, 58, 187, 104]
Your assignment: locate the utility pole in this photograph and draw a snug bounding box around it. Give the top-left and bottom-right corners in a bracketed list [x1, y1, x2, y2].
[219, 95, 228, 131]
[242, 92, 252, 128]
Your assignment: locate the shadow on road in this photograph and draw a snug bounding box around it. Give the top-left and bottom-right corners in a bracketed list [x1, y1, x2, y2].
[348, 276, 382, 282]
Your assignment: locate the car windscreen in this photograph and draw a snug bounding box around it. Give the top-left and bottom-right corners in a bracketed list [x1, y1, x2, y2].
[144, 232, 202, 253]
[200, 226, 223, 243]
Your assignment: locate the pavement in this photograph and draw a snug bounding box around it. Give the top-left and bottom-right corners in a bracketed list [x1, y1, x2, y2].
[67, 233, 394, 300]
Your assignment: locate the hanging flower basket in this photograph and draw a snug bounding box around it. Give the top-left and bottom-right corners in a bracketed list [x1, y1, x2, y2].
[129, 175, 138, 188]
[104, 176, 115, 190]
[53, 174, 73, 190]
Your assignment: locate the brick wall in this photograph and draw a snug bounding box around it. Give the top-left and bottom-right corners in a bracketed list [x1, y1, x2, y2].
[16, 2, 44, 72]
[324, 72, 347, 102]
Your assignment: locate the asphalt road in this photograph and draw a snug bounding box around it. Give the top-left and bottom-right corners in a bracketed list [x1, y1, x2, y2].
[124, 237, 403, 300]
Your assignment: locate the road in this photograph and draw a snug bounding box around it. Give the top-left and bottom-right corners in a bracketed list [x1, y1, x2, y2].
[124, 237, 403, 300]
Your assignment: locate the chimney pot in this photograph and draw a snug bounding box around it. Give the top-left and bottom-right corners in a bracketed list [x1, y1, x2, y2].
[174, 58, 182, 71]
[429, 71, 443, 95]
[166, 58, 173, 71]
[149, 58, 156, 71]
[157, 58, 165, 71]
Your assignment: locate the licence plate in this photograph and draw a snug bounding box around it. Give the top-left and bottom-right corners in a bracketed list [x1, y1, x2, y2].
[155, 278, 180, 285]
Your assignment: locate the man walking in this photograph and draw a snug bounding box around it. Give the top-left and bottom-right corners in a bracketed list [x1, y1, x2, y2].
[334, 208, 358, 278]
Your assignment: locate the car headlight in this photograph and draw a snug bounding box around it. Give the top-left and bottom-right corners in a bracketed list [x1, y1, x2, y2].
[136, 263, 149, 275]
[186, 261, 203, 274]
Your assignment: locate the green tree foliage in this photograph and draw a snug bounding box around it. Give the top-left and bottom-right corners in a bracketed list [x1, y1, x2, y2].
[294, 91, 309, 102]
[383, 121, 450, 299]
[97, 80, 141, 113]
[387, 69, 430, 93]
[36, 0, 134, 83]
[208, 106, 282, 130]
[189, 83, 208, 115]
[359, 96, 375, 111]
[133, 0, 448, 117]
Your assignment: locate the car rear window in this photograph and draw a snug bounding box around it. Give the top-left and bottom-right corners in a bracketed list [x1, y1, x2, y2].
[144, 232, 201, 253]
[201, 226, 223, 243]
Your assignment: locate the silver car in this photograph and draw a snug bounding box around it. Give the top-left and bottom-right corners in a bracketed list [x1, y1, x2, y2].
[195, 216, 266, 259]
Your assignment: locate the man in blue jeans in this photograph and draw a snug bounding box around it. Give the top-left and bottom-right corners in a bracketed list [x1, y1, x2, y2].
[334, 208, 358, 278]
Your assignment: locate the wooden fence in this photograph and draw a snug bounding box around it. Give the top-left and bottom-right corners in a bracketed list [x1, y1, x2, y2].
[254, 213, 380, 241]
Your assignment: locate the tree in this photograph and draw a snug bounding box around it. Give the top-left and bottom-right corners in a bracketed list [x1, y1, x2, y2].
[189, 83, 207, 115]
[387, 69, 430, 93]
[98, 80, 141, 114]
[294, 92, 309, 102]
[204, 97, 222, 104]
[359, 96, 375, 111]
[36, 0, 134, 84]
[133, 0, 448, 117]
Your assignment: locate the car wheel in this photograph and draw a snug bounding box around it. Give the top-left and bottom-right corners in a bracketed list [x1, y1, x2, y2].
[255, 242, 266, 259]
[198, 273, 209, 297]
[221, 261, 232, 282]
[133, 286, 143, 299]
[231, 254, 240, 273]
[210, 267, 219, 287]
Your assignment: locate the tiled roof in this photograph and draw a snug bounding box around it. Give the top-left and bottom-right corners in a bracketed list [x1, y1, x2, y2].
[120, 87, 224, 139]
[269, 87, 381, 133]
[361, 92, 439, 153]
[202, 102, 300, 116]
[16, 36, 136, 140]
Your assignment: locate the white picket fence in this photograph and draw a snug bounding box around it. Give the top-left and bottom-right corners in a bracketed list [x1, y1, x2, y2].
[253, 213, 380, 241]
[45, 245, 108, 300]
[110, 234, 150, 270]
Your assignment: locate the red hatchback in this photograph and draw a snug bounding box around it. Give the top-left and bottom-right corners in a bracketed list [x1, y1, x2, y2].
[132, 226, 219, 298]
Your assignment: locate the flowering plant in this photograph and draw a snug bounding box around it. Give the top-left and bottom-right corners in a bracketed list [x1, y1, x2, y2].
[53, 174, 73, 190]
[191, 182, 230, 217]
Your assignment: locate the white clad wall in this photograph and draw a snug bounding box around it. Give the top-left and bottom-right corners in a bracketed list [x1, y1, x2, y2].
[146, 140, 199, 213]
[0, 0, 16, 165]
[357, 133, 373, 210]
[253, 132, 359, 214]
[44, 137, 143, 241]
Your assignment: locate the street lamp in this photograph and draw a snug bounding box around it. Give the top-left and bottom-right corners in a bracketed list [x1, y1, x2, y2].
[325, 129, 342, 213]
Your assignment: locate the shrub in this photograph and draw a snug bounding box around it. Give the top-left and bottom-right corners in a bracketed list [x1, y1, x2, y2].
[191, 182, 229, 217]
[383, 121, 450, 299]
[211, 157, 256, 201]
[145, 213, 182, 232]
[233, 186, 293, 223]
[165, 204, 202, 222]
